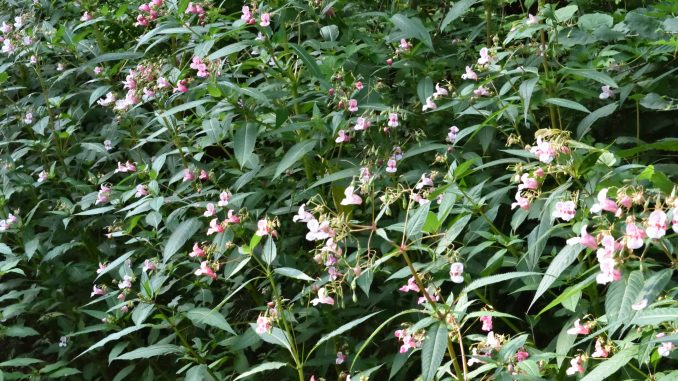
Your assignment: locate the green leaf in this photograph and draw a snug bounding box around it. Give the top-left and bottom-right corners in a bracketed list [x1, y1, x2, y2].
[251, 325, 292, 353]
[308, 167, 360, 189]
[435, 213, 471, 254]
[578, 13, 614, 31]
[554, 5, 579, 22]
[89, 86, 111, 107]
[405, 202, 431, 241]
[0, 358, 44, 367]
[312, 311, 382, 353]
[441, 0, 477, 30]
[462, 272, 540, 295]
[85, 51, 143, 66]
[234, 362, 288, 380]
[95, 251, 135, 281]
[273, 140, 316, 179]
[207, 41, 250, 60]
[564, 69, 618, 88]
[579, 346, 637, 381]
[274, 267, 314, 281]
[320, 25, 340, 41]
[529, 245, 583, 310]
[605, 270, 643, 334]
[545, 98, 591, 113]
[163, 218, 201, 263]
[421, 322, 447, 381]
[390, 14, 433, 49]
[112, 344, 182, 361]
[519, 76, 539, 125]
[3, 326, 39, 337]
[417, 77, 434, 105]
[630, 308, 678, 326]
[185, 308, 236, 334]
[78, 325, 151, 358]
[538, 273, 596, 316]
[289, 43, 329, 88]
[261, 237, 277, 266]
[234, 123, 257, 169]
[577, 102, 617, 138]
[131, 303, 154, 326]
[160, 100, 211, 118]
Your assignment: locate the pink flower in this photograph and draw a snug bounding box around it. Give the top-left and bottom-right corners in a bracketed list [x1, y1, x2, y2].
[597, 257, 621, 285]
[672, 208, 678, 232]
[174, 79, 189, 93]
[631, 298, 648, 311]
[118, 275, 133, 289]
[340, 186, 362, 205]
[91, 285, 105, 297]
[399, 38, 411, 51]
[256, 219, 272, 236]
[450, 262, 464, 283]
[97, 92, 116, 106]
[157, 76, 170, 88]
[0, 22, 12, 34]
[657, 336, 675, 357]
[336, 351, 347, 365]
[599, 85, 614, 100]
[526, 13, 538, 25]
[397, 332, 421, 353]
[215, 191, 231, 207]
[516, 350, 529, 362]
[183, 169, 195, 182]
[433, 83, 448, 98]
[1, 39, 15, 55]
[461, 66, 478, 81]
[335, 129, 350, 143]
[206, 218, 224, 235]
[355, 81, 363, 90]
[256, 315, 271, 334]
[203, 203, 216, 217]
[567, 319, 590, 335]
[96, 262, 107, 274]
[625, 221, 645, 250]
[80, 11, 93, 21]
[190, 243, 205, 258]
[385, 158, 397, 173]
[260, 13, 271, 27]
[518, 173, 538, 190]
[292, 204, 314, 223]
[530, 137, 557, 164]
[311, 287, 334, 306]
[591, 338, 608, 358]
[590, 188, 618, 214]
[417, 288, 439, 304]
[359, 167, 372, 185]
[566, 355, 585, 375]
[226, 210, 240, 224]
[95, 185, 111, 205]
[486, 331, 501, 351]
[353, 117, 371, 131]
[305, 219, 334, 241]
[348, 99, 358, 112]
[190, 56, 209, 77]
[415, 174, 434, 189]
[139, 3, 151, 12]
[473, 86, 490, 97]
[619, 196, 632, 209]
[511, 191, 530, 210]
[241, 6, 253, 23]
[480, 315, 493, 331]
[199, 169, 209, 180]
[645, 210, 667, 239]
[29, 55, 36, 64]
[399, 277, 420, 293]
[553, 201, 576, 221]
[567, 224, 598, 250]
[135, 184, 148, 198]
[388, 113, 399, 127]
[422, 96, 437, 111]
[194, 261, 217, 280]
[477, 47, 491, 65]
[142, 259, 157, 272]
[447, 126, 459, 144]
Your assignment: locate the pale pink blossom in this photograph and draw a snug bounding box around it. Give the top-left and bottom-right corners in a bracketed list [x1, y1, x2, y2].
[619, 196, 632, 209]
[203, 203, 216, 217]
[473, 86, 490, 97]
[328, 266, 340, 281]
[0, 22, 12, 34]
[415, 174, 434, 189]
[477, 47, 491, 65]
[37, 169, 47, 182]
[530, 137, 557, 164]
[596, 256, 621, 285]
[631, 298, 648, 311]
[567, 319, 590, 335]
[95, 185, 111, 205]
[399, 38, 411, 51]
[183, 169, 195, 182]
[215, 191, 231, 207]
[118, 275, 133, 289]
[199, 169, 209, 180]
[260, 13, 271, 27]
[422, 96, 437, 111]
[340, 186, 362, 205]
[190, 56, 209, 77]
[399, 277, 420, 293]
[80, 12, 93, 21]
[13, 16, 23, 29]
[645, 210, 667, 239]
[194, 261, 217, 280]
[387, 113, 398, 127]
[174, 79, 189, 93]
[359, 167, 372, 185]
[353, 117, 370, 131]
[142, 259, 157, 272]
[348, 99, 358, 112]
[190, 243, 205, 258]
[335, 129, 350, 143]
[96, 262, 107, 274]
[29, 55, 36, 64]
[567, 224, 598, 250]
[450, 262, 464, 283]
[599, 85, 614, 100]
[657, 334, 675, 357]
[590, 188, 618, 214]
[526, 14, 538, 25]
[135, 184, 148, 198]
[447, 126, 459, 144]
[591, 338, 608, 358]
[518, 173, 538, 190]
[157, 76, 170, 88]
[335, 351, 346, 365]
[206, 218, 224, 235]
[553, 201, 576, 221]
[305, 219, 334, 241]
[511, 191, 530, 210]
[433, 83, 448, 98]
[241, 6, 254, 23]
[97, 92, 116, 106]
[91, 285, 105, 297]
[461, 66, 478, 81]
[226, 209, 240, 224]
[311, 287, 334, 306]
[516, 350, 529, 362]
[625, 221, 645, 250]
[1, 39, 14, 55]
[385, 158, 397, 173]
[255, 315, 271, 334]
[411, 193, 429, 205]
[566, 355, 585, 375]
[417, 288, 439, 305]
[256, 219, 272, 236]
[292, 204, 314, 223]
[479, 315, 493, 331]
[354, 81, 363, 90]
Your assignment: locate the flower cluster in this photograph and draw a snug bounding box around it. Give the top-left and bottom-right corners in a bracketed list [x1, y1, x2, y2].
[135, 0, 164, 27]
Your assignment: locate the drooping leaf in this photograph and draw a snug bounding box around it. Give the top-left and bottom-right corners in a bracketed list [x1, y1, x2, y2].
[234, 123, 258, 169]
[529, 245, 583, 310]
[112, 344, 182, 361]
[163, 218, 201, 263]
[390, 14, 433, 49]
[441, 0, 478, 31]
[421, 322, 447, 381]
[185, 308, 236, 334]
[273, 140, 316, 179]
[579, 346, 637, 381]
[234, 362, 288, 380]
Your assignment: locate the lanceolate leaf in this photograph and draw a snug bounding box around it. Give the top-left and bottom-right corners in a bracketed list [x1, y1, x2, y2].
[273, 140, 316, 179]
[112, 344, 182, 361]
[529, 244, 583, 311]
[312, 311, 382, 354]
[441, 0, 478, 30]
[421, 322, 447, 381]
[234, 123, 258, 169]
[77, 325, 151, 358]
[390, 14, 433, 49]
[234, 362, 288, 380]
[579, 346, 637, 381]
[462, 272, 540, 295]
[163, 218, 201, 263]
[185, 308, 236, 334]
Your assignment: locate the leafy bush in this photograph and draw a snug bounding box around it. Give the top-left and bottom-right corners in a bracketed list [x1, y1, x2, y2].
[0, 0, 676, 380]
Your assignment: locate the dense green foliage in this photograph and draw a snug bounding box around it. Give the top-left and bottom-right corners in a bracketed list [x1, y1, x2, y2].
[0, 0, 677, 380]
